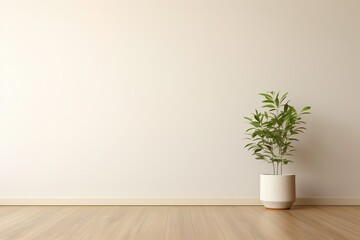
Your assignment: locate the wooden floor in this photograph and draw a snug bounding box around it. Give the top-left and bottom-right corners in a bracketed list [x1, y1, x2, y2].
[0, 206, 359, 240]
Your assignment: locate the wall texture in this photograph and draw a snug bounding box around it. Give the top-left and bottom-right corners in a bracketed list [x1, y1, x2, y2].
[1, 0, 360, 200]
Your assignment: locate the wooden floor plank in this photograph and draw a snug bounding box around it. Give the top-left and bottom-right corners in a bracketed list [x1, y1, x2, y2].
[165, 206, 195, 240]
[190, 206, 226, 239]
[210, 206, 264, 239]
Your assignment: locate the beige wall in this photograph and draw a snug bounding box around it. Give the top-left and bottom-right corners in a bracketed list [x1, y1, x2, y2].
[1, 0, 360, 198]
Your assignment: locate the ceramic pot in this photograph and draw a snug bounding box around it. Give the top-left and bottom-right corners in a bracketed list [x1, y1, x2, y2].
[260, 174, 296, 209]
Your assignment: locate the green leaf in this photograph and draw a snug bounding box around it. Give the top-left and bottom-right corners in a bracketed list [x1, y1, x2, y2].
[248, 146, 256, 150]
[275, 93, 279, 107]
[251, 122, 260, 127]
[289, 138, 299, 141]
[285, 104, 290, 113]
[259, 93, 272, 100]
[244, 143, 253, 148]
[280, 92, 288, 103]
[265, 145, 272, 151]
[246, 128, 254, 132]
[301, 106, 311, 112]
[262, 104, 275, 108]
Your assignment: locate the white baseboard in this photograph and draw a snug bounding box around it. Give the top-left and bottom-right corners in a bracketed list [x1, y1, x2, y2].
[0, 196, 359, 205]
[0, 197, 261, 206]
[294, 196, 360, 205]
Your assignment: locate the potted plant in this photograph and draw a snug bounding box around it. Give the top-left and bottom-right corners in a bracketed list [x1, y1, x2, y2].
[244, 91, 311, 209]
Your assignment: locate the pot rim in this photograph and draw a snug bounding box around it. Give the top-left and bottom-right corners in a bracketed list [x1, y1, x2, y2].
[260, 174, 295, 176]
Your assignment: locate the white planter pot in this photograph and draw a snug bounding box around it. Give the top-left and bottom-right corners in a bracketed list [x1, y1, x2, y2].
[260, 174, 296, 209]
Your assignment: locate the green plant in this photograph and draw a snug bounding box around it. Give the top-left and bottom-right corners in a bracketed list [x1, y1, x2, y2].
[244, 91, 311, 175]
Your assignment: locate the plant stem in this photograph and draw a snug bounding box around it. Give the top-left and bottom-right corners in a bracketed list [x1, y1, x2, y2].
[272, 162, 275, 175]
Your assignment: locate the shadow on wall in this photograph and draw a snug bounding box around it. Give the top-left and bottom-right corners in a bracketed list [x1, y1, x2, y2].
[295, 118, 360, 196]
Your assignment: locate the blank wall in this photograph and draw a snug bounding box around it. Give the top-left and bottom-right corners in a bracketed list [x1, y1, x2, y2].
[1, 0, 360, 198]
